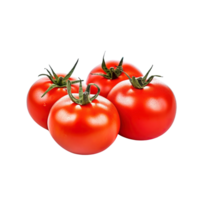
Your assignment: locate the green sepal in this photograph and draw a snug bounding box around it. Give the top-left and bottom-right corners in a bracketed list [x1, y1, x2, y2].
[41, 84, 64, 97]
[63, 57, 81, 81]
[47, 63, 58, 80]
[41, 79, 83, 98]
[36, 73, 48, 78]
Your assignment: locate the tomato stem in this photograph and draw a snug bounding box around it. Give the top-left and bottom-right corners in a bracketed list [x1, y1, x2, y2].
[57, 77, 64, 86]
[38, 59, 79, 97]
[91, 54, 124, 80]
[67, 79, 100, 105]
[122, 66, 162, 89]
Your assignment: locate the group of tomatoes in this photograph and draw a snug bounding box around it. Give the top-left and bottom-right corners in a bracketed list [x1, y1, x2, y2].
[27, 56, 177, 155]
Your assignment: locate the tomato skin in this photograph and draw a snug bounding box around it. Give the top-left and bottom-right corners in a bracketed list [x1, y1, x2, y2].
[48, 94, 120, 155]
[27, 74, 86, 130]
[107, 79, 176, 140]
[86, 61, 143, 97]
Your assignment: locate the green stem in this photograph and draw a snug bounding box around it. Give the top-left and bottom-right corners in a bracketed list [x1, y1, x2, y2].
[38, 59, 79, 97]
[67, 80, 100, 105]
[91, 54, 124, 80]
[122, 66, 162, 89]
[57, 77, 64, 86]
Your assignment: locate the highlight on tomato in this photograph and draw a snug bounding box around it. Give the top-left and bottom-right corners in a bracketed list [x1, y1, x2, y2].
[107, 66, 177, 140]
[48, 79, 120, 155]
[86, 55, 143, 97]
[27, 60, 86, 130]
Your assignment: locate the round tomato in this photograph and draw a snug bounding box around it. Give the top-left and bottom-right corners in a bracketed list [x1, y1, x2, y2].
[107, 67, 177, 140]
[86, 56, 143, 97]
[27, 60, 86, 130]
[48, 80, 120, 155]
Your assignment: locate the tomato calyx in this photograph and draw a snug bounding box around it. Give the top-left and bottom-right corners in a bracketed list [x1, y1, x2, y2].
[38, 59, 81, 97]
[122, 66, 162, 89]
[67, 79, 100, 105]
[91, 55, 124, 80]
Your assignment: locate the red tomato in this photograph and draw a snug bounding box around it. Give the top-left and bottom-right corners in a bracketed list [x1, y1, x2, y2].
[25, 72, 86, 130]
[48, 81, 120, 155]
[107, 69, 176, 140]
[86, 58, 143, 97]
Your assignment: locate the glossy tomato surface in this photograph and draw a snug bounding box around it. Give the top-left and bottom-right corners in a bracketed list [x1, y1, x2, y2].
[86, 61, 143, 97]
[27, 74, 86, 130]
[107, 79, 176, 140]
[48, 94, 120, 155]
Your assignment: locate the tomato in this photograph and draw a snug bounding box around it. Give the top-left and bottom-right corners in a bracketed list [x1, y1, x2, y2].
[86, 56, 143, 97]
[27, 60, 86, 130]
[48, 80, 120, 155]
[107, 67, 176, 140]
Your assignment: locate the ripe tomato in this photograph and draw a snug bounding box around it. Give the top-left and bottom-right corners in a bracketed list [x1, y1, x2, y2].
[48, 80, 120, 155]
[107, 67, 177, 140]
[27, 60, 86, 130]
[86, 56, 143, 97]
